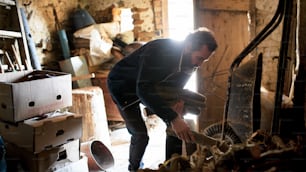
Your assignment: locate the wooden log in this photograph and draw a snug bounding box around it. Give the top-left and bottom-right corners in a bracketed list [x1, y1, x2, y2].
[69, 86, 111, 148]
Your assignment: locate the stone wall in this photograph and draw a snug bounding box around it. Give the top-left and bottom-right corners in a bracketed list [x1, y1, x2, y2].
[18, 0, 303, 100]
[253, 0, 282, 91]
[253, 0, 306, 124]
[18, 0, 162, 70]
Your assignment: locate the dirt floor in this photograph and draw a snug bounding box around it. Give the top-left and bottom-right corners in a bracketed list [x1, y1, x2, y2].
[107, 115, 167, 172]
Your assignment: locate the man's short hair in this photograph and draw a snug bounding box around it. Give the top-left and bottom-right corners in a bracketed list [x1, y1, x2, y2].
[185, 27, 218, 52]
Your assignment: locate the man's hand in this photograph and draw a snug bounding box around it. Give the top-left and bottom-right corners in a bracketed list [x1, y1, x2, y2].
[170, 100, 195, 142]
[170, 116, 195, 143]
[171, 100, 185, 117]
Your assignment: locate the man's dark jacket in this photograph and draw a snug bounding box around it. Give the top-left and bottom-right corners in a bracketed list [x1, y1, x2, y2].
[107, 39, 194, 123]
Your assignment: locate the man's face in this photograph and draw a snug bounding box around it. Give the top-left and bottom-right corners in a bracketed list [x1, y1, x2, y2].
[190, 45, 213, 67]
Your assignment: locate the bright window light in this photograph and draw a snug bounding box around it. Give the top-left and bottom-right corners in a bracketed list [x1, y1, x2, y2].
[183, 70, 199, 131]
[183, 70, 198, 92]
[168, 0, 194, 40]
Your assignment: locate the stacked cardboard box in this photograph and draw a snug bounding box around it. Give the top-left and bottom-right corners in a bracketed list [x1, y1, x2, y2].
[0, 70, 86, 172]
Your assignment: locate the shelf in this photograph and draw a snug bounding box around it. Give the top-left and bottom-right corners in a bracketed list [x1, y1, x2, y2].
[0, 0, 32, 72]
[0, 0, 15, 6]
[0, 30, 22, 38]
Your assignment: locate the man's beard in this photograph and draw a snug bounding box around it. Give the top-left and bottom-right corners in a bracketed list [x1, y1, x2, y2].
[182, 53, 197, 68]
[179, 53, 196, 75]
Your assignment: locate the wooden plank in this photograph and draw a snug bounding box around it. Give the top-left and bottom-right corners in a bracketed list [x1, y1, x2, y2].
[4, 51, 15, 71]
[0, 0, 15, 6]
[11, 43, 22, 70]
[91, 76, 123, 121]
[18, 4, 32, 70]
[72, 73, 95, 81]
[0, 30, 22, 38]
[198, 0, 250, 11]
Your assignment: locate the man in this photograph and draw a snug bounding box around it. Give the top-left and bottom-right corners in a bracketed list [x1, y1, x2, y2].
[107, 27, 218, 171]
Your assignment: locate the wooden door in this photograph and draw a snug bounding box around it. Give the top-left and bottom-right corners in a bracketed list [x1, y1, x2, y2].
[193, 0, 251, 130]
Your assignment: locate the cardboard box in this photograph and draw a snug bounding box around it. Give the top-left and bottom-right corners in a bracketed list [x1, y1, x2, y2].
[59, 56, 92, 89]
[0, 70, 72, 122]
[50, 155, 88, 172]
[0, 112, 82, 153]
[6, 139, 80, 172]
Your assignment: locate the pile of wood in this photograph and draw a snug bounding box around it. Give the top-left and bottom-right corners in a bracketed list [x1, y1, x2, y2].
[138, 130, 305, 172]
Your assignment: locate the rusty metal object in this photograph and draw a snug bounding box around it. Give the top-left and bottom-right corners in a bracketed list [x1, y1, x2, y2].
[226, 54, 263, 142]
[81, 140, 114, 171]
[203, 122, 241, 145]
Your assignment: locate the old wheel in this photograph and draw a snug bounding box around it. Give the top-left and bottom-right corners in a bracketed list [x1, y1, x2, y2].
[203, 122, 241, 145]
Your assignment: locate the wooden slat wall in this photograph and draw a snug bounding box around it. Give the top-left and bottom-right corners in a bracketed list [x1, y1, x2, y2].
[194, 0, 251, 130]
[198, 0, 250, 11]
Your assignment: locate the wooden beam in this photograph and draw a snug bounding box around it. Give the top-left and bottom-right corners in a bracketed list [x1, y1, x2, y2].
[72, 73, 95, 81]
[0, 30, 22, 38]
[0, 0, 15, 6]
[198, 0, 250, 12]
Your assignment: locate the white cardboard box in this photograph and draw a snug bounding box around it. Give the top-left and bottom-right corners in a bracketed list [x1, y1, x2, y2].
[6, 139, 80, 172]
[0, 112, 82, 153]
[0, 70, 72, 122]
[50, 155, 89, 172]
[59, 56, 92, 89]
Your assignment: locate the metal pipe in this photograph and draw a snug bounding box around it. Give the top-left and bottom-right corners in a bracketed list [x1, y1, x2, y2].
[272, 0, 294, 135]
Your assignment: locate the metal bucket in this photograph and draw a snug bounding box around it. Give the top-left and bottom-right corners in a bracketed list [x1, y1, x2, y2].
[81, 140, 114, 171]
[71, 9, 96, 31]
